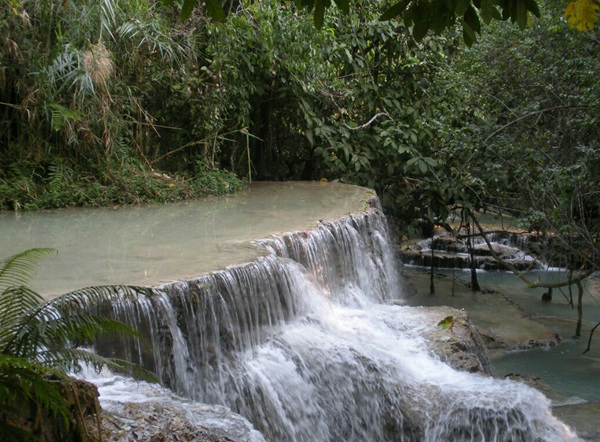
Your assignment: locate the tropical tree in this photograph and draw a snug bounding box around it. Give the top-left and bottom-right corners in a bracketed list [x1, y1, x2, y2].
[424, 0, 600, 336]
[0, 248, 151, 440]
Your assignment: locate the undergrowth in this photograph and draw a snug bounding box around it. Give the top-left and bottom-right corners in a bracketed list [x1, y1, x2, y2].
[0, 160, 245, 211]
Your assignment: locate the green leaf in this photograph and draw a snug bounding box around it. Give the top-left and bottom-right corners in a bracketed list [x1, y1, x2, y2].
[413, 19, 430, 41]
[205, 0, 226, 21]
[455, 0, 471, 16]
[297, 0, 314, 11]
[437, 315, 456, 330]
[464, 5, 481, 34]
[314, 0, 325, 29]
[526, 0, 540, 17]
[181, 0, 197, 20]
[0, 248, 56, 293]
[305, 129, 314, 146]
[462, 20, 476, 46]
[380, 0, 410, 21]
[480, 0, 502, 24]
[333, 0, 349, 14]
[516, 0, 527, 29]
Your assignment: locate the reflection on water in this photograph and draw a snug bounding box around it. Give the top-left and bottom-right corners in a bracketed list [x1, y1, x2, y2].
[0, 182, 373, 297]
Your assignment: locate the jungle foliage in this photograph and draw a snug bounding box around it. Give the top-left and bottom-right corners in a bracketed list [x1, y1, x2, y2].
[0, 0, 244, 210]
[439, 0, 600, 270]
[2, 0, 599, 277]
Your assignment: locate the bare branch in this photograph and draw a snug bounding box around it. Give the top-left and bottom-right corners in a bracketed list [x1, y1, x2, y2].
[342, 112, 390, 131]
[469, 209, 593, 289]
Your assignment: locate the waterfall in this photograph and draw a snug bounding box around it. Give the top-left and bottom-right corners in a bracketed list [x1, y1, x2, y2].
[97, 205, 578, 442]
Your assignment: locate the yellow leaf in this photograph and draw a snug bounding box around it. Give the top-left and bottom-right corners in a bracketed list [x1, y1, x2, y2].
[564, 0, 599, 31]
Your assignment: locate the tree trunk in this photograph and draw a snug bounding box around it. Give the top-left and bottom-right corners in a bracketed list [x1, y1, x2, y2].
[575, 280, 584, 338]
[429, 232, 435, 295]
[466, 216, 481, 291]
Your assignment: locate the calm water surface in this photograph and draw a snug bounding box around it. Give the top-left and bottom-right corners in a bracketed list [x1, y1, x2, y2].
[0, 181, 373, 297]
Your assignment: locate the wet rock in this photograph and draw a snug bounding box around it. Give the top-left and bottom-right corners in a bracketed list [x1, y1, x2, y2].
[1, 376, 101, 442]
[501, 374, 600, 441]
[398, 229, 545, 271]
[416, 306, 492, 374]
[552, 401, 600, 442]
[94, 400, 266, 442]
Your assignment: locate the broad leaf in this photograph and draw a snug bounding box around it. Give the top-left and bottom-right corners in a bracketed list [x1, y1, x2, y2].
[205, 0, 226, 22]
[380, 0, 411, 21]
[181, 0, 197, 20]
[333, 0, 350, 14]
[315, 0, 326, 29]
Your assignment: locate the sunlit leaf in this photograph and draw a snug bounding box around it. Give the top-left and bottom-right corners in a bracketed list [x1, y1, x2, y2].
[564, 0, 599, 30]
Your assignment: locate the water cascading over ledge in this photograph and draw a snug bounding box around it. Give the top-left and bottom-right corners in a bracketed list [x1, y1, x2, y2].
[98, 200, 578, 441]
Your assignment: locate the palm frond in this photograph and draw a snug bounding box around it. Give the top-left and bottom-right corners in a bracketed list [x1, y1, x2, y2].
[0, 285, 46, 326]
[50, 284, 152, 311]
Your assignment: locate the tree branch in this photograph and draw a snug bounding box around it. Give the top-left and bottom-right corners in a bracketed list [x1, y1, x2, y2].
[469, 208, 593, 289]
[584, 321, 600, 354]
[342, 112, 390, 131]
[483, 105, 588, 145]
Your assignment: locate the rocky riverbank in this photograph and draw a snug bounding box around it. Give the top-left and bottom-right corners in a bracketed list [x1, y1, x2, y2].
[402, 269, 600, 442]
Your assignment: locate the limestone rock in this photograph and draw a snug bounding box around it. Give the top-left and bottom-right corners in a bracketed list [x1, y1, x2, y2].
[416, 306, 492, 374]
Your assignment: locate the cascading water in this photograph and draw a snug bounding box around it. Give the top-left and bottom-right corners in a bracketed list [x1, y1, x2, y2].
[97, 206, 579, 441]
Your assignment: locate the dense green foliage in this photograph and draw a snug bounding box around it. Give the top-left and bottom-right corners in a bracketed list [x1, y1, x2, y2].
[0, 0, 244, 210]
[2, 0, 599, 274]
[437, 1, 600, 268]
[174, 0, 544, 46]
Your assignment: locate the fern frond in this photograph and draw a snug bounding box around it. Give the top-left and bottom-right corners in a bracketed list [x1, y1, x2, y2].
[50, 284, 152, 312]
[0, 354, 69, 427]
[0, 248, 56, 292]
[39, 348, 157, 382]
[0, 285, 46, 326]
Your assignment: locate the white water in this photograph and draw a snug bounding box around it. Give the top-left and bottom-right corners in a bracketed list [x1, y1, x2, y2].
[92, 207, 579, 441]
